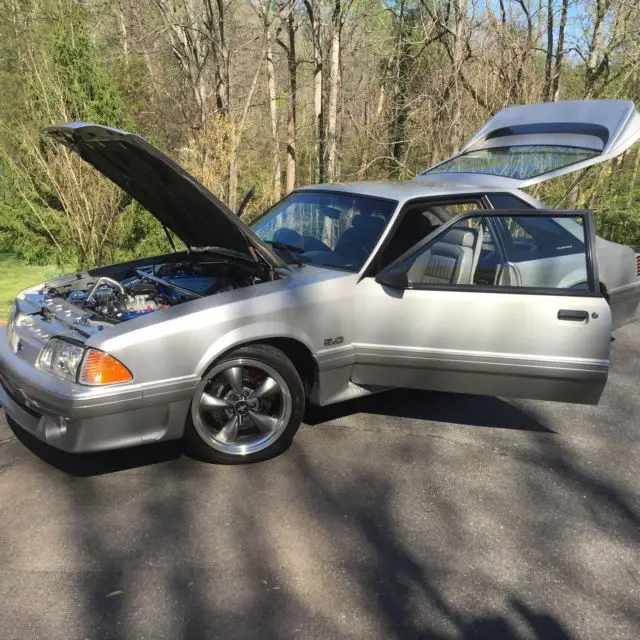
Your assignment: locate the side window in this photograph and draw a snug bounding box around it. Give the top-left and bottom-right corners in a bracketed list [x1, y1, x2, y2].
[496, 216, 585, 261]
[487, 193, 534, 210]
[440, 201, 483, 215]
[378, 200, 482, 269]
[395, 213, 591, 291]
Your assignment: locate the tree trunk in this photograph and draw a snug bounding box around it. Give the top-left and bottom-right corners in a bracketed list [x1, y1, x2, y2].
[117, 3, 129, 69]
[214, 0, 231, 115]
[550, 0, 568, 100]
[228, 122, 238, 211]
[585, 0, 609, 97]
[390, 0, 410, 176]
[266, 25, 281, 200]
[305, 0, 325, 183]
[544, 0, 554, 101]
[285, 9, 297, 194]
[357, 71, 387, 180]
[152, 0, 210, 129]
[206, 0, 233, 202]
[327, 1, 341, 183]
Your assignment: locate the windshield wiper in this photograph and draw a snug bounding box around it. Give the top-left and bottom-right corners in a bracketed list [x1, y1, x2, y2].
[264, 240, 304, 253]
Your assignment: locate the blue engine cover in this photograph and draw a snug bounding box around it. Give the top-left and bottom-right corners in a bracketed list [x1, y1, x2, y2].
[162, 275, 216, 295]
[120, 310, 154, 322]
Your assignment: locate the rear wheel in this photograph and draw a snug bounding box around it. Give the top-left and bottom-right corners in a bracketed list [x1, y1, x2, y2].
[185, 344, 305, 464]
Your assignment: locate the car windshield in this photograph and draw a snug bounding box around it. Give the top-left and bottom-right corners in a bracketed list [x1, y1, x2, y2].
[427, 145, 599, 180]
[251, 191, 397, 271]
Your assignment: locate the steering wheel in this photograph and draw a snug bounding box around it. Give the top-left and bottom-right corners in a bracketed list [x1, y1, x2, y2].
[273, 227, 304, 249]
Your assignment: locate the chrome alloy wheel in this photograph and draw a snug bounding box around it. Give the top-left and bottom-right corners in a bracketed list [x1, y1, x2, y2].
[191, 358, 293, 456]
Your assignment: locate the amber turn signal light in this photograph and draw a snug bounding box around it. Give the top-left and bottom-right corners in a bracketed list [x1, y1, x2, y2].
[79, 349, 133, 385]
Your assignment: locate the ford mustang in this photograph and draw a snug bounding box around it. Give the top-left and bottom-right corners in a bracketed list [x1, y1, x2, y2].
[2, 99, 639, 463]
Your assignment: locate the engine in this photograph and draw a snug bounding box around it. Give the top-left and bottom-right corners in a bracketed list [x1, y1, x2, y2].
[45, 259, 262, 324]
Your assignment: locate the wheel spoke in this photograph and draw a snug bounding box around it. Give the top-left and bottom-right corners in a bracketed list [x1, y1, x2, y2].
[200, 392, 230, 411]
[217, 415, 239, 443]
[249, 410, 278, 434]
[248, 376, 280, 401]
[223, 367, 244, 394]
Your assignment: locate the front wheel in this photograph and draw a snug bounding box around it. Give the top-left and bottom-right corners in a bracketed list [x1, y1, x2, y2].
[185, 344, 305, 464]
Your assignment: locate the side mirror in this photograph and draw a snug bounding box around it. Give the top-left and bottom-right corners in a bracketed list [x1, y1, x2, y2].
[375, 267, 408, 289]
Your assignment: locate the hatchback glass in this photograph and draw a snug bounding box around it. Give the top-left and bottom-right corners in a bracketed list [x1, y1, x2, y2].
[427, 145, 599, 180]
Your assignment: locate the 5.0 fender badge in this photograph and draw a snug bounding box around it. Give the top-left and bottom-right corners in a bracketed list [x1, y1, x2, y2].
[324, 336, 344, 347]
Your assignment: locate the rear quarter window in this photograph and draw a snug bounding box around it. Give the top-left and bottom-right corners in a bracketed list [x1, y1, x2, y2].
[497, 215, 585, 261]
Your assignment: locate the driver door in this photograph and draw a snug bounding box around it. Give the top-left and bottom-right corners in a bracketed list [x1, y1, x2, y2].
[351, 209, 611, 404]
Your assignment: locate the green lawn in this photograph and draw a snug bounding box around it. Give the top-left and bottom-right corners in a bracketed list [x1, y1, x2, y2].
[0, 254, 66, 320]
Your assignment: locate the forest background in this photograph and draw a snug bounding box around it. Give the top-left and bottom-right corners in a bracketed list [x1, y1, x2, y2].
[1, 0, 640, 272]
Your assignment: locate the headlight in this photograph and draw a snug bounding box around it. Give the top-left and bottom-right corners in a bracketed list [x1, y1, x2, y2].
[36, 338, 133, 385]
[37, 338, 85, 382]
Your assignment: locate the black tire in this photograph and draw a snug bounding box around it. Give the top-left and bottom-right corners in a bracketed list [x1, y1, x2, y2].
[185, 344, 305, 464]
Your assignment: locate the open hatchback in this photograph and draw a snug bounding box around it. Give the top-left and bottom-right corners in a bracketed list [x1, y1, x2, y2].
[419, 99, 640, 187]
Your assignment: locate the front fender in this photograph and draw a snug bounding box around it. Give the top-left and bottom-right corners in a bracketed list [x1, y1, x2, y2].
[195, 322, 317, 376]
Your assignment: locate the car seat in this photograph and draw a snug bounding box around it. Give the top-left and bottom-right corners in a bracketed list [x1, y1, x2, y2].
[334, 214, 386, 261]
[407, 228, 480, 285]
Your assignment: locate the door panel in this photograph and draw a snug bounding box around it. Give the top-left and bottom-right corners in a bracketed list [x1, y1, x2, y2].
[352, 281, 610, 403]
[352, 209, 612, 404]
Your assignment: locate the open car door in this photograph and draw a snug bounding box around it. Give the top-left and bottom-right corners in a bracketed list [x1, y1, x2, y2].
[418, 100, 640, 188]
[352, 209, 611, 404]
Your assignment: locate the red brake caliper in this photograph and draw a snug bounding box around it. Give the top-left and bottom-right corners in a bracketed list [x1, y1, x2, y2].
[248, 369, 264, 391]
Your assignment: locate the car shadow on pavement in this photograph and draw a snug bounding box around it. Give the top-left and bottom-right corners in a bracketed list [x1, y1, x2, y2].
[304, 388, 554, 433]
[44, 440, 583, 640]
[6, 389, 550, 478]
[5, 387, 551, 478]
[4, 397, 638, 638]
[457, 599, 573, 639]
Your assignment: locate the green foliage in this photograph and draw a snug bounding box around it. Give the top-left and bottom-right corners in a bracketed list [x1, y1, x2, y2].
[1, 0, 640, 270]
[529, 150, 640, 251]
[0, 157, 67, 265]
[110, 202, 178, 263]
[0, 0, 140, 267]
[31, 1, 133, 129]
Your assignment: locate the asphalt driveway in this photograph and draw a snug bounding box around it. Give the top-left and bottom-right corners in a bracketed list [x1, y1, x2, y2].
[0, 324, 639, 640]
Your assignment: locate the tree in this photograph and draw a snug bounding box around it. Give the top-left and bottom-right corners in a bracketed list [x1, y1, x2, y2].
[254, 0, 282, 199]
[277, 1, 299, 193]
[327, 0, 353, 182]
[303, 0, 326, 183]
[3, 0, 640, 267]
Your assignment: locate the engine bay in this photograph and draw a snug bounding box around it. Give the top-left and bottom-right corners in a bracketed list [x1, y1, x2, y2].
[43, 257, 265, 325]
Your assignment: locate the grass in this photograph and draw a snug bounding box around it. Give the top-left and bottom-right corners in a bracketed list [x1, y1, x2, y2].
[0, 253, 67, 320]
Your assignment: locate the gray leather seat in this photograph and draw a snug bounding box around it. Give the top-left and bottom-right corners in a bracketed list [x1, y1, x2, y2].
[408, 228, 478, 285]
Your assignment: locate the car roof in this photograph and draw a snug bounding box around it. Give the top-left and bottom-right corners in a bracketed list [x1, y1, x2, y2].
[295, 179, 520, 202]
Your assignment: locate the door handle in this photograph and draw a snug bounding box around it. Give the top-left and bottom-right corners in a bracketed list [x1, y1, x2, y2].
[558, 309, 589, 321]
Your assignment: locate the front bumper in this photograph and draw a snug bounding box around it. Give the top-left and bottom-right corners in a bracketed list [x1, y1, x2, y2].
[0, 328, 196, 452]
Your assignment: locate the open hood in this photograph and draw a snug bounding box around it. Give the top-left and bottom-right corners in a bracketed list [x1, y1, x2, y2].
[43, 122, 283, 268]
[418, 100, 640, 188]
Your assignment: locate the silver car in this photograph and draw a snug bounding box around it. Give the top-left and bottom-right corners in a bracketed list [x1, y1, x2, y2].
[2, 99, 640, 463]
